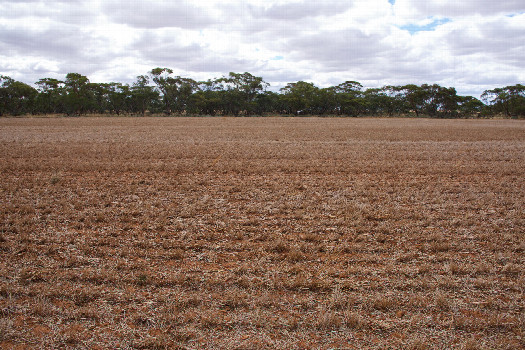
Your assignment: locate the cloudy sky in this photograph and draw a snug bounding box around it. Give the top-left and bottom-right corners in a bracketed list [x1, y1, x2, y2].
[1, 0, 524, 97]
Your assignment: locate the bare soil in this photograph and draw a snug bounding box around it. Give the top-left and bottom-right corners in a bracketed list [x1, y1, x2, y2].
[0, 117, 524, 349]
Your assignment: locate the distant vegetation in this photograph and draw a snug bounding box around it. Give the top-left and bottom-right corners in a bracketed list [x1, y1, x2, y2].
[1, 68, 524, 118]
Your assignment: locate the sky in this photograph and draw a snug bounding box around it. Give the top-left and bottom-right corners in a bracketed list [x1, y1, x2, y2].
[1, 0, 524, 97]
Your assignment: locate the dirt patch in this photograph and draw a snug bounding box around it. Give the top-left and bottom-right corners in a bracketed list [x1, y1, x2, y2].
[1, 117, 524, 349]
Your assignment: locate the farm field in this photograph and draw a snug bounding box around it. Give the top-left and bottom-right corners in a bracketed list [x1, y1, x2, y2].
[0, 116, 524, 349]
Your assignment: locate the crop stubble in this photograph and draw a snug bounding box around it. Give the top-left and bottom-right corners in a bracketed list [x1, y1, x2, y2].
[0, 117, 524, 349]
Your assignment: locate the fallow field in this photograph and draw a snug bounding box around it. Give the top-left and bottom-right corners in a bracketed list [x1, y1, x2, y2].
[0, 117, 524, 349]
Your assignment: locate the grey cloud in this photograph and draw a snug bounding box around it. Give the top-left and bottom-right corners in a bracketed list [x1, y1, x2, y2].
[242, 19, 303, 39]
[0, 0, 83, 2]
[379, 62, 453, 82]
[0, 67, 56, 87]
[0, 23, 113, 79]
[447, 21, 525, 67]
[132, 30, 205, 62]
[215, 0, 354, 38]
[248, 1, 354, 20]
[276, 27, 500, 90]
[131, 30, 260, 73]
[57, 60, 111, 77]
[480, 22, 525, 67]
[0, 1, 98, 23]
[0, 58, 89, 86]
[216, 10, 304, 37]
[103, 1, 216, 29]
[0, 24, 84, 58]
[460, 72, 521, 86]
[283, 29, 392, 70]
[186, 57, 261, 74]
[259, 69, 307, 85]
[408, 1, 525, 17]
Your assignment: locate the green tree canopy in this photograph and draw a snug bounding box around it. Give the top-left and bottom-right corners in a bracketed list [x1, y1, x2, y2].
[0, 76, 38, 115]
[482, 84, 525, 118]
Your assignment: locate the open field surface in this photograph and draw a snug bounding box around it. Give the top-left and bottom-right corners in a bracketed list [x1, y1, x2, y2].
[0, 117, 524, 349]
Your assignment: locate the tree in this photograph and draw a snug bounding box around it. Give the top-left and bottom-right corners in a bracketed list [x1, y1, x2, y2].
[149, 68, 174, 114]
[0, 76, 38, 115]
[35, 78, 65, 114]
[199, 72, 269, 116]
[187, 79, 225, 116]
[130, 75, 159, 116]
[379, 86, 406, 116]
[2, 69, 521, 118]
[314, 87, 337, 115]
[280, 81, 319, 115]
[419, 84, 459, 117]
[333, 81, 363, 116]
[172, 77, 198, 114]
[149, 68, 198, 115]
[395, 84, 426, 116]
[253, 91, 282, 116]
[363, 88, 397, 116]
[392, 84, 459, 117]
[104, 83, 131, 115]
[87, 82, 110, 114]
[0, 76, 14, 116]
[63, 73, 92, 115]
[482, 84, 525, 118]
[457, 96, 484, 117]
[223, 72, 269, 115]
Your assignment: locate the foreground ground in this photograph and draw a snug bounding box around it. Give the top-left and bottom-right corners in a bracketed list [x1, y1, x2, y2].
[0, 117, 524, 349]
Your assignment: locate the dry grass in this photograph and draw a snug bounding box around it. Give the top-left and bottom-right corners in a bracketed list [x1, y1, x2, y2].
[0, 116, 524, 349]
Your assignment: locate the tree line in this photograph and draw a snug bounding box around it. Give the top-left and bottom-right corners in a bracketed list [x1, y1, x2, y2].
[1, 68, 524, 118]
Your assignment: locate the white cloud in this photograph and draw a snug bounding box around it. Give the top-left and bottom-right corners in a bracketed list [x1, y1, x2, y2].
[0, 0, 523, 97]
